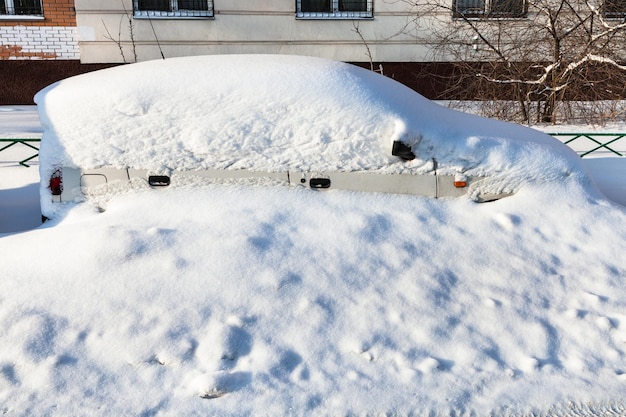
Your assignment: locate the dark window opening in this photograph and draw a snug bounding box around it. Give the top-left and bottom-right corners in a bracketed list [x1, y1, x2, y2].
[301, 0, 330, 12]
[454, 0, 526, 18]
[339, 0, 367, 11]
[137, 0, 169, 11]
[178, 0, 208, 10]
[491, 0, 525, 15]
[604, 0, 626, 17]
[296, 0, 372, 18]
[454, 0, 485, 17]
[1, 0, 43, 16]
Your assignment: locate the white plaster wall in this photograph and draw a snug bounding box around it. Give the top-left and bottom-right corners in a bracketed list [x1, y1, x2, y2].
[75, 0, 441, 63]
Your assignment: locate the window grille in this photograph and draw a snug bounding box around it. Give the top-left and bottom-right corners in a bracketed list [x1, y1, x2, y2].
[454, 0, 526, 18]
[296, 0, 373, 19]
[0, 0, 43, 16]
[604, 0, 626, 18]
[134, 0, 214, 18]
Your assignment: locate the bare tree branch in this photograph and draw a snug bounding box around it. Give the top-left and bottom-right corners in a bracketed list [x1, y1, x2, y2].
[397, 0, 626, 123]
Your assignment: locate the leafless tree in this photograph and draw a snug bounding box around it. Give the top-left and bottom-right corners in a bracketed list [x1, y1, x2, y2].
[352, 21, 385, 74]
[393, 0, 626, 124]
[102, 0, 138, 63]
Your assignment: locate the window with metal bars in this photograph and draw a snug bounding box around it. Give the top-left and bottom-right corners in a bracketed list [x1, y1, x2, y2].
[296, 0, 373, 19]
[0, 0, 43, 16]
[134, 0, 213, 18]
[604, 0, 626, 18]
[453, 0, 526, 18]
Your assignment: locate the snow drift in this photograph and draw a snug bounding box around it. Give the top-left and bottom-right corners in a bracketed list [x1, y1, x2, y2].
[1, 56, 624, 416]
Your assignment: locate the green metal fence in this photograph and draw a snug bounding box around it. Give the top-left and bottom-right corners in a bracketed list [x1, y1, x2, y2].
[0, 138, 41, 167]
[0, 134, 624, 167]
[546, 133, 625, 157]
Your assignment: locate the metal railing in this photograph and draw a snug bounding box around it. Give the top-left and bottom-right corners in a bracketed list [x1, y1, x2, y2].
[547, 133, 626, 157]
[0, 138, 40, 167]
[133, 0, 214, 17]
[0, 134, 623, 169]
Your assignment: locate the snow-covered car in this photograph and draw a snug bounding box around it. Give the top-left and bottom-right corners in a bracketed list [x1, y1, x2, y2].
[35, 54, 583, 219]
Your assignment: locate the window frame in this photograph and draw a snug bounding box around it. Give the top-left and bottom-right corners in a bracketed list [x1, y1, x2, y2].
[133, 0, 214, 19]
[453, 0, 527, 19]
[296, 0, 374, 20]
[0, 0, 43, 18]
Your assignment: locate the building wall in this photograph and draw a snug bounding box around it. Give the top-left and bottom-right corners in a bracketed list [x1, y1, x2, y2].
[0, 0, 79, 59]
[74, 0, 435, 63]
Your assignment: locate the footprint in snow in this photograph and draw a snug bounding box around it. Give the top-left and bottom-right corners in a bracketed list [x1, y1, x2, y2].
[520, 356, 540, 374]
[493, 212, 521, 231]
[187, 370, 252, 399]
[270, 349, 303, 381]
[195, 320, 253, 371]
[417, 357, 441, 374]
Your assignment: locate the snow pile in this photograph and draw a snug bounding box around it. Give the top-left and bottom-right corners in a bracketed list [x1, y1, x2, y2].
[1, 179, 626, 416]
[1, 57, 624, 416]
[34, 55, 588, 200]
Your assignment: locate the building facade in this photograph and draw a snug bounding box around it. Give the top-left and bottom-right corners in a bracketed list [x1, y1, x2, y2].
[74, 0, 432, 63]
[3, 0, 626, 105]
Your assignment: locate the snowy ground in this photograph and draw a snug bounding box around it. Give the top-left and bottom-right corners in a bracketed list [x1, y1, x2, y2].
[2, 99, 626, 416]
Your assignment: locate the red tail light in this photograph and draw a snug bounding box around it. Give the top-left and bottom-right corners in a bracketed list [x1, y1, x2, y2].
[49, 169, 63, 195]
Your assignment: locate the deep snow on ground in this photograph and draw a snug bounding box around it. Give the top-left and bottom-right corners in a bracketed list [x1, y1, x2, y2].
[2, 55, 626, 415]
[0, 166, 40, 233]
[2, 175, 626, 416]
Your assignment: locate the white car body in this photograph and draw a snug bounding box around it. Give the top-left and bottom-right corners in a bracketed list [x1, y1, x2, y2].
[35, 55, 580, 218]
[53, 166, 508, 206]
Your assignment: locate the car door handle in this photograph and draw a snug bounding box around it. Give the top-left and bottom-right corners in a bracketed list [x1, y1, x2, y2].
[309, 178, 331, 189]
[148, 175, 171, 186]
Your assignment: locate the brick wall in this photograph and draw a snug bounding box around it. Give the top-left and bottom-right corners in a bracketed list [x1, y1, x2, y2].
[0, 26, 79, 59]
[0, 0, 78, 60]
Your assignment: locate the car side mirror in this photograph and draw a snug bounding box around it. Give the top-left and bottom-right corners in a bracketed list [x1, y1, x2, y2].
[392, 141, 416, 161]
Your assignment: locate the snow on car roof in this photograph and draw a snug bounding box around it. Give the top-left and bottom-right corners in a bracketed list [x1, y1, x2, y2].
[34, 54, 587, 193]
